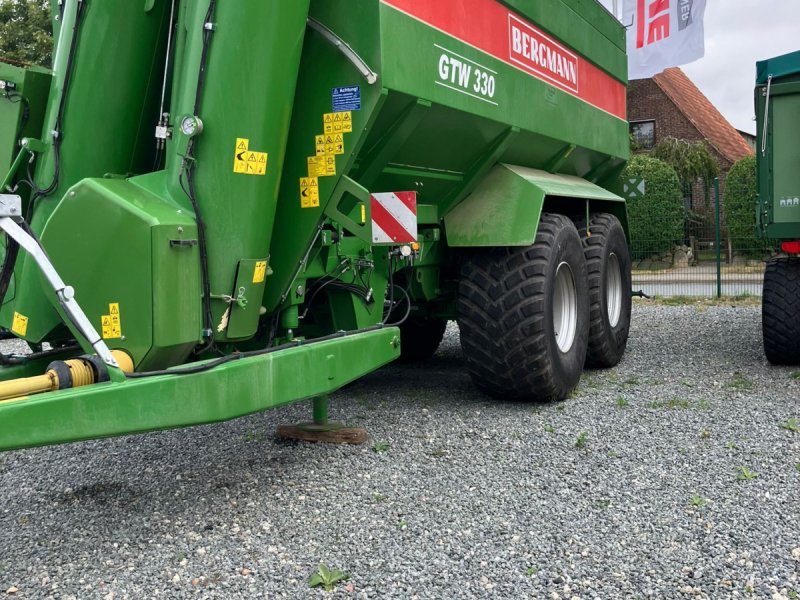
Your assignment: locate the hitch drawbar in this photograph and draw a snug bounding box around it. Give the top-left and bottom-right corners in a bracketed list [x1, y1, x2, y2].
[0, 351, 133, 403]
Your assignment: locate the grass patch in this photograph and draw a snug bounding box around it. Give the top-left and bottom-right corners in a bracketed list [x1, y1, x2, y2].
[615, 396, 629, 409]
[544, 423, 555, 434]
[735, 466, 759, 481]
[649, 398, 690, 410]
[308, 564, 349, 592]
[643, 295, 761, 307]
[728, 372, 754, 391]
[779, 417, 799, 433]
[371, 440, 390, 454]
[575, 431, 588, 450]
[690, 494, 707, 507]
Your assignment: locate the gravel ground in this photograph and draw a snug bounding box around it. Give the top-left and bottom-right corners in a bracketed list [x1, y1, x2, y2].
[0, 302, 798, 599]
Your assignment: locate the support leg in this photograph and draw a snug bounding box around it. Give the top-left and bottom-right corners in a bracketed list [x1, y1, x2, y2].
[276, 396, 368, 445]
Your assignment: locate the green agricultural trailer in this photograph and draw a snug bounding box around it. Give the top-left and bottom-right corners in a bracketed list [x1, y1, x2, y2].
[756, 50, 800, 364]
[0, 0, 631, 451]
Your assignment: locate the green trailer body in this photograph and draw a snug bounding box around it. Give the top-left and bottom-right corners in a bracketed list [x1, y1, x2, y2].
[755, 50, 800, 364]
[0, 0, 631, 452]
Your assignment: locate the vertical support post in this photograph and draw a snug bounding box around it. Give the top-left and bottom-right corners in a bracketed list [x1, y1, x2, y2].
[312, 396, 329, 425]
[714, 177, 721, 298]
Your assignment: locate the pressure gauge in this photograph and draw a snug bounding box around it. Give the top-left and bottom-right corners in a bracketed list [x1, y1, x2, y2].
[179, 115, 204, 137]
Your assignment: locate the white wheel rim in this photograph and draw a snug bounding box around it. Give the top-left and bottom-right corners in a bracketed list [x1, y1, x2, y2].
[607, 252, 623, 328]
[553, 261, 578, 353]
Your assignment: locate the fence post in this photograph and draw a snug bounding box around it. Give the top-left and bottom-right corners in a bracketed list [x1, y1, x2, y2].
[714, 176, 721, 298]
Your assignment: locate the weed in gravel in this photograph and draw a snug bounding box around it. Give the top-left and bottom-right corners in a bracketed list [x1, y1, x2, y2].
[607, 450, 619, 458]
[243, 430, 266, 443]
[372, 440, 390, 453]
[17, 515, 28, 526]
[690, 494, 707, 507]
[397, 519, 408, 530]
[795, 463, 800, 473]
[373, 494, 388, 503]
[659, 295, 694, 305]
[615, 396, 629, 409]
[736, 466, 759, 481]
[726, 441, 739, 450]
[787, 591, 798, 599]
[680, 379, 694, 387]
[575, 431, 588, 449]
[699, 429, 711, 440]
[622, 376, 641, 387]
[697, 398, 710, 410]
[728, 372, 754, 391]
[790, 371, 800, 380]
[544, 423, 555, 433]
[309, 564, 349, 592]
[174, 551, 186, 563]
[649, 398, 690, 410]
[779, 418, 799, 433]
[525, 567, 537, 577]
[428, 448, 447, 458]
[596, 499, 611, 509]
[555, 403, 566, 412]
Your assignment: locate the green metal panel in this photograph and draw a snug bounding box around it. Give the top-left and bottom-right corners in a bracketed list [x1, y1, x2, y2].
[756, 54, 800, 240]
[2, 0, 172, 340]
[445, 164, 624, 246]
[37, 178, 201, 370]
[757, 50, 800, 85]
[226, 258, 270, 340]
[161, 0, 311, 341]
[0, 327, 400, 452]
[0, 63, 51, 176]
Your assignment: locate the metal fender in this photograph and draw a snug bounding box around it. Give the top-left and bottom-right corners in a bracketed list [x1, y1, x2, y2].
[443, 164, 627, 247]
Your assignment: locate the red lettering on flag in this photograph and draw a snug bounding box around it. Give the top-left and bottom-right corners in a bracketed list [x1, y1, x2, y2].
[637, 0, 671, 49]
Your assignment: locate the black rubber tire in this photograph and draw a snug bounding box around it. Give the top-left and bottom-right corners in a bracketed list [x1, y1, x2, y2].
[456, 213, 589, 401]
[762, 257, 800, 365]
[577, 213, 632, 368]
[398, 317, 447, 362]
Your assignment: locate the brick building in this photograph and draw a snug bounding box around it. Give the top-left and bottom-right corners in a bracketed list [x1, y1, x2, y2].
[627, 68, 754, 237]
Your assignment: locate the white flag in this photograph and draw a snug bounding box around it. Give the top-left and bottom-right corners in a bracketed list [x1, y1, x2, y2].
[624, 0, 707, 80]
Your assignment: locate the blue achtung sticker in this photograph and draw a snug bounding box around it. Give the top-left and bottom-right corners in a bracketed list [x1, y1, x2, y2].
[332, 86, 361, 112]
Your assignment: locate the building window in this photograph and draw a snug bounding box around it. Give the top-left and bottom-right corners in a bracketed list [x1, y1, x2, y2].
[630, 120, 655, 150]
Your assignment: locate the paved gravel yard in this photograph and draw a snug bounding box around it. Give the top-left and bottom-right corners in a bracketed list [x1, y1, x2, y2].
[0, 302, 798, 599]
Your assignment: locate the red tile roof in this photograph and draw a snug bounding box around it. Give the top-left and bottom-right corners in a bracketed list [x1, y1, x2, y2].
[652, 68, 754, 163]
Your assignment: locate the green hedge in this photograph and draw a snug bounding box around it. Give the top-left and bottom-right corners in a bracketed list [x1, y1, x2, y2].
[622, 155, 684, 259]
[723, 155, 758, 252]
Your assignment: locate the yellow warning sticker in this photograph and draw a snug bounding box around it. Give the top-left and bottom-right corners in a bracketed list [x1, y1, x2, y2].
[233, 138, 268, 176]
[101, 303, 123, 339]
[11, 312, 28, 336]
[253, 261, 268, 284]
[315, 134, 326, 156]
[360, 203, 366, 224]
[307, 156, 327, 178]
[300, 177, 320, 208]
[341, 111, 353, 133]
[333, 133, 345, 155]
[324, 154, 336, 176]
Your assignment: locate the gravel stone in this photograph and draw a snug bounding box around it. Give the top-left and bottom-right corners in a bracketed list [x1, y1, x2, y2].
[0, 302, 798, 598]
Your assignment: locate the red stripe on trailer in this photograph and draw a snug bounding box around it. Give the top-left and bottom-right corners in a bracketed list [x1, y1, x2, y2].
[392, 191, 417, 213]
[381, 0, 627, 120]
[371, 200, 411, 243]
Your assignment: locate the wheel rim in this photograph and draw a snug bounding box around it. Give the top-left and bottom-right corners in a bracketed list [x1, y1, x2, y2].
[607, 253, 623, 328]
[553, 261, 578, 353]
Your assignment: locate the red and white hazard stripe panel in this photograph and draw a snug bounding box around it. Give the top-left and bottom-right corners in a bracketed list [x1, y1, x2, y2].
[370, 191, 417, 244]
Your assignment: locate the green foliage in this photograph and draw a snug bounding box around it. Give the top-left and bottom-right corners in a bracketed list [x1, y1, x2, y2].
[690, 494, 707, 507]
[779, 417, 799, 433]
[308, 564, 349, 592]
[0, 0, 52, 67]
[575, 431, 588, 449]
[622, 155, 684, 258]
[371, 440, 389, 453]
[735, 466, 759, 481]
[724, 155, 760, 252]
[650, 137, 719, 187]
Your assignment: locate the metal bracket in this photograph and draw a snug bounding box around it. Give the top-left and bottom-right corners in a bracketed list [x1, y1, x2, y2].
[0, 200, 119, 369]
